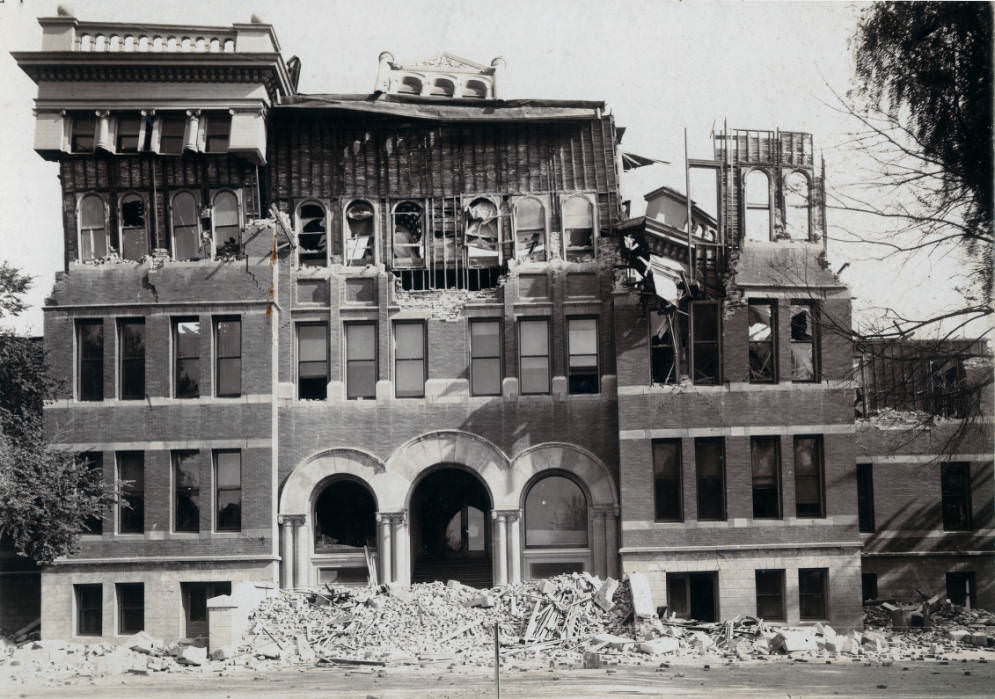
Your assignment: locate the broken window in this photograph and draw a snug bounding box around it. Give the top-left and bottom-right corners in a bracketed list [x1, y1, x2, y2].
[117, 451, 144, 534]
[430, 197, 460, 284]
[798, 568, 828, 620]
[72, 113, 96, 152]
[212, 190, 241, 257]
[215, 317, 241, 398]
[174, 319, 200, 398]
[748, 301, 776, 382]
[393, 321, 426, 398]
[650, 309, 688, 385]
[346, 322, 377, 400]
[173, 450, 200, 533]
[525, 476, 588, 547]
[941, 463, 972, 531]
[691, 302, 720, 385]
[77, 319, 104, 401]
[119, 193, 148, 260]
[793, 436, 824, 518]
[345, 200, 376, 266]
[171, 191, 202, 260]
[514, 197, 547, 262]
[755, 570, 786, 621]
[214, 450, 241, 532]
[116, 583, 144, 635]
[562, 196, 595, 262]
[857, 463, 875, 533]
[784, 171, 811, 240]
[470, 320, 502, 396]
[116, 114, 141, 152]
[158, 114, 185, 154]
[790, 303, 818, 381]
[695, 437, 726, 521]
[298, 202, 328, 267]
[118, 319, 145, 401]
[204, 112, 231, 153]
[78, 194, 108, 261]
[744, 170, 771, 241]
[465, 197, 500, 268]
[75, 584, 102, 636]
[653, 439, 683, 521]
[567, 317, 598, 394]
[297, 323, 328, 400]
[314, 479, 377, 553]
[392, 201, 425, 267]
[519, 318, 550, 394]
[750, 436, 781, 519]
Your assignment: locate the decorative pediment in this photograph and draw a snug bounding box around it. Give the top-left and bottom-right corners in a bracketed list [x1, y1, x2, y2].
[405, 52, 492, 74]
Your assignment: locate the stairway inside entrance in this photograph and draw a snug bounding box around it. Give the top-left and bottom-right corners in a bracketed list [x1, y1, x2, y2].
[412, 558, 493, 589]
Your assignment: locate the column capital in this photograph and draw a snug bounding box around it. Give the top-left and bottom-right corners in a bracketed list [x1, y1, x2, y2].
[493, 509, 521, 522]
[376, 511, 406, 525]
[279, 514, 305, 526]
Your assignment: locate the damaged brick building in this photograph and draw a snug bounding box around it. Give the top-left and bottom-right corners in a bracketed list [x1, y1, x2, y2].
[7, 13, 991, 642]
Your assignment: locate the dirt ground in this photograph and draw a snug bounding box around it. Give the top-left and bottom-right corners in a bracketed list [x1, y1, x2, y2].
[6, 656, 995, 699]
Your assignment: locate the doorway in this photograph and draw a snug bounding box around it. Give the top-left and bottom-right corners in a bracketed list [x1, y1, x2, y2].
[410, 466, 492, 587]
[180, 581, 231, 643]
[666, 571, 718, 622]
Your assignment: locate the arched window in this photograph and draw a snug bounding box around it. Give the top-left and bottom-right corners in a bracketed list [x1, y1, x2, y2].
[398, 76, 422, 95]
[515, 197, 547, 262]
[119, 193, 148, 260]
[744, 170, 771, 241]
[78, 194, 108, 261]
[392, 201, 425, 267]
[465, 197, 499, 267]
[430, 78, 455, 97]
[212, 190, 240, 257]
[171, 191, 201, 260]
[463, 80, 487, 99]
[298, 202, 328, 267]
[345, 200, 376, 266]
[784, 171, 811, 240]
[313, 479, 377, 553]
[525, 475, 588, 548]
[562, 197, 594, 262]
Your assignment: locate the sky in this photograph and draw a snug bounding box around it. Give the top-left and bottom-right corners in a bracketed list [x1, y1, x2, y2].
[0, 0, 985, 339]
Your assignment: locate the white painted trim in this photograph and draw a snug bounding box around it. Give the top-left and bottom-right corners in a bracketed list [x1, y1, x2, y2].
[620, 423, 854, 440]
[620, 541, 862, 555]
[623, 515, 858, 531]
[49, 555, 280, 566]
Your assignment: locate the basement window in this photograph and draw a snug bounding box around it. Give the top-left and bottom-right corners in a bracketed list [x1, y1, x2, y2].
[119, 193, 149, 260]
[211, 190, 241, 257]
[748, 301, 776, 382]
[562, 196, 595, 262]
[567, 317, 598, 394]
[297, 323, 328, 400]
[946, 571, 976, 609]
[345, 200, 376, 266]
[691, 302, 720, 385]
[78, 194, 109, 261]
[392, 201, 425, 267]
[171, 191, 202, 260]
[75, 584, 102, 636]
[298, 202, 328, 267]
[514, 197, 547, 262]
[798, 568, 828, 620]
[173, 450, 200, 533]
[71, 113, 96, 153]
[695, 437, 725, 520]
[755, 569, 786, 621]
[116, 583, 144, 635]
[653, 439, 682, 521]
[525, 475, 588, 547]
[750, 436, 781, 518]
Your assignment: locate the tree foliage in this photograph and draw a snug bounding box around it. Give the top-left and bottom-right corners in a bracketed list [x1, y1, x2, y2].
[0, 261, 32, 320]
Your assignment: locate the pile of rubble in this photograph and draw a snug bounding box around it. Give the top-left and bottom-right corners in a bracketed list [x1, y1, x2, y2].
[860, 598, 995, 657]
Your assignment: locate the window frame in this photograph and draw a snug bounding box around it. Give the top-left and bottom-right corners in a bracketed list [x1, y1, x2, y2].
[690, 301, 721, 386]
[743, 168, 772, 242]
[469, 319, 503, 397]
[70, 112, 97, 153]
[296, 322, 329, 400]
[210, 188, 243, 258]
[784, 170, 812, 241]
[518, 317, 551, 395]
[793, 435, 825, 518]
[173, 317, 201, 399]
[653, 439, 683, 522]
[558, 193, 598, 262]
[77, 192, 110, 262]
[695, 437, 726, 521]
[169, 189, 203, 261]
[567, 316, 599, 394]
[649, 308, 688, 386]
[116, 582, 144, 635]
[202, 111, 232, 153]
[77, 318, 104, 402]
[941, 462, 973, 531]
[393, 320, 426, 398]
[857, 463, 875, 533]
[117, 191, 150, 260]
[173, 450, 201, 534]
[155, 113, 186, 155]
[798, 568, 829, 620]
[75, 583, 102, 636]
[345, 321, 378, 400]
[463, 195, 503, 269]
[789, 301, 820, 383]
[296, 199, 330, 267]
[117, 318, 145, 401]
[512, 195, 549, 263]
[391, 199, 427, 269]
[214, 316, 242, 398]
[747, 300, 777, 383]
[343, 199, 379, 267]
[755, 569, 786, 621]
[214, 450, 242, 533]
[115, 113, 143, 153]
[116, 451, 144, 535]
[524, 473, 590, 549]
[750, 436, 782, 519]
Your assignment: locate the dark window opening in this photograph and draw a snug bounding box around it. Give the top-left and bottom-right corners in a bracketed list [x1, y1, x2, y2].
[120, 194, 148, 260]
[116, 115, 141, 152]
[72, 113, 96, 152]
[751, 436, 781, 519]
[530, 562, 584, 578]
[857, 463, 875, 533]
[174, 319, 200, 398]
[691, 303, 720, 385]
[181, 581, 231, 641]
[204, 112, 231, 153]
[861, 573, 878, 602]
[393, 267, 503, 291]
[695, 437, 725, 520]
[174, 450, 200, 533]
[346, 322, 377, 399]
[215, 450, 241, 532]
[568, 317, 598, 394]
[798, 568, 828, 620]
[794, 436, 825, 518]
[519, 318, 550, 394]
[215, 318, 241, 397]
[562, 197, 594, 262]
[941, 462, 972, 531]
[653, 439, 683, 521]
[297, 323, 328, 400]
[159, 115, 185, 155]
[314, 479, 377, 553]
[75, 584, 102, 636]
[78, 320, 104, 401]
[119, 319, 145, 400]
[298, 203, 328, 267]
[946, 571, 976, 608]
[117, 452, 144, 534]
[650, 309, 688, 385]
[748, 301, 776, 382]
[470, 320, 502, 396]
[394, 321, 426, 398]
[755, 569, 786, 620]
[790, 303, 818, 382]
[116, 583, 144, 634]
[525, 476, 588, 548]
[666, 572, 717, 622]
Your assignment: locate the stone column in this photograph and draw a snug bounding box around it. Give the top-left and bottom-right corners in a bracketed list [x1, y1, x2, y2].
[293, 515, 309, 588]
[492, 512, 507, 586]
[605, 507, 619, 579]
[391, 512, 410, 586]
[591, 508, 607, 579]
[279, 517, 294, 589]
[505, 510, 522, 584]
[377, 513, 393, 584]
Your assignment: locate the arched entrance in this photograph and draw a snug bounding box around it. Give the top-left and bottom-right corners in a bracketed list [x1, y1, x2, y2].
[409, 466, 493, 587]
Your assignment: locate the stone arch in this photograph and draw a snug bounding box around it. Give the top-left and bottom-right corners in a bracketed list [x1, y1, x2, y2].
[279, 447, 403, 516]
[511, 442, 617, 511]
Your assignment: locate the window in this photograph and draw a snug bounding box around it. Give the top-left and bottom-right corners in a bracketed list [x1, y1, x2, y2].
[784, 171, 811, 240]
[794, 436, 825, 518]
[174, 319, 200, 398]
[77, 319, 104, 401]
[463, 80, 487, 99]
[215, 450, 241, 532]
[118, 319, 145, 400]
[297, 323, 328, 400]
[744, 170, 770, 241]
[748, 301, 776, 382]
[465, 198, 500, 268]
[650, 309, 688, 385]
[755, 570, 785, 620]
[862, 573, 878, 602]
[80, 452, 104, 534]
[116, 115, 141, 152]
[394, 322, 426, 398]
[345, 200, 376, 266]
[75, 584, 102, 636]
[119, 193, 148, 260]
[158, 114, 185, 154]
[691, 302, 720, 385]
[212, 190, 240, 257]
[117, 452, 144, 534]
[215, 318, 241, 397]
[941, 462, 972, 531]
[392, 201, 425, 267]
[790, 303, 818, 381]
[204, 112, 231, 153]
[430, 78, 455, 97]
[798, 568, 828, 620]
[174, 451, 200, 533]
[346, 322, 377, 399]
[751, 436, 781, 518]
[314, 479, 377, 552]
[514, 197, 547, 262]
[171, 191, 202, 260]
[398, 75, 422, 95]
[71, 113, 96, 152]
[525, 475, 588, 547]
[78, 194, 109, 261]
[298, 202, 328, 267]
[857, 463, 875, 533]
[116, 583, 144, 634]
[567, 318, 598, 394]
[653, 439, 683, 521]
[519, 318, 550, 394]
[695, 437, 725, 520]
[946, 571, 976, 609]
[470, 320, 502, 396]
[562, 196, 595, 262]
